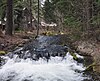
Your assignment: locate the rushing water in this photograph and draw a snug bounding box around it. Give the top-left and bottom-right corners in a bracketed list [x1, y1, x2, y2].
[0, 52, 86, 81]
[0, 35, 88, 81]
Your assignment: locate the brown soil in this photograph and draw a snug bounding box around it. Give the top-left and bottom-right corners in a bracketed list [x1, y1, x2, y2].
[0, 29, 46, 52]
[0, 32, 36, 52]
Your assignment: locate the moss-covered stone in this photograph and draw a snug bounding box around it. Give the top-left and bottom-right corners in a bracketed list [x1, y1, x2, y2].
[70, 52, 78, 60]
[0, 51, 6, 55]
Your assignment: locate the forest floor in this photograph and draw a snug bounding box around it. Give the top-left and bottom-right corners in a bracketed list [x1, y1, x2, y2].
[0, 31, 36, 53]
[0, 29, 47, 53]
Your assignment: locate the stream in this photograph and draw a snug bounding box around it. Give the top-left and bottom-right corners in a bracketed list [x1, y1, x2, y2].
[0, 35, 90, 81]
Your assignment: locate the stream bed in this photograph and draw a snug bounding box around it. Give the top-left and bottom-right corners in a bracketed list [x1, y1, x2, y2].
[0, 35, 97, 81]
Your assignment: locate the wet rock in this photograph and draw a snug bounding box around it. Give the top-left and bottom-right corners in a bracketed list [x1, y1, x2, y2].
[0, 57, 5, 66]
[84, 71, 100, 81]
[76, 58, 84, 63]
[6, 35, 70, 60]
[0, 57, 2, 66]
[0, 43, 5, 50]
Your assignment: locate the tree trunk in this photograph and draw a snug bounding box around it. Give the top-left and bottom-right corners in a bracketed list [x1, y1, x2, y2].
[85, 0, 90, 32]
[29, 0, 33, 28]
[36, 0, 40, 37]
[5, 0, 13, 36]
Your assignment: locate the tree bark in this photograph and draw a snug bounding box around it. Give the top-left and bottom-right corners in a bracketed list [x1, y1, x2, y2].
[29, 0, 33, 28]
[36, 0, 40, 37]
[5, 0, 13, 36]
[85, 0, 90, 31]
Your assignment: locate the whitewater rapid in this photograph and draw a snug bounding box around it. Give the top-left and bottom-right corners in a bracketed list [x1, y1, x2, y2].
[0, 52, 86, 81]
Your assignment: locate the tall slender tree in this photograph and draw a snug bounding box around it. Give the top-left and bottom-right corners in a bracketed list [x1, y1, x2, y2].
[36, 0, 40, 37]
[5, 0, 13, 35]
[29, 0, 33, 28]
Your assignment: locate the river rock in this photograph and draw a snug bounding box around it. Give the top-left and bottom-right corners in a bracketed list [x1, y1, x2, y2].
[6, 35, 70, 60]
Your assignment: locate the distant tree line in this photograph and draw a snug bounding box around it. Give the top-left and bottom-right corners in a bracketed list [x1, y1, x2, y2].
[0, 0, 99, 38]
[43, 0, 100, 38]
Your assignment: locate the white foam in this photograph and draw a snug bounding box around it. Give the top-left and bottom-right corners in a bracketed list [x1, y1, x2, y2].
[0, 53, 86, 81]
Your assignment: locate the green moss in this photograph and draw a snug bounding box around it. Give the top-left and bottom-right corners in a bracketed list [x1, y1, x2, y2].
[41, 31, 56, 36]
[85, 64, 93, 72]
[84, 63, 96, 72]
[0, 51, 6, 55]
[46, 31, 54, 36]
[69, 51, 78, 60]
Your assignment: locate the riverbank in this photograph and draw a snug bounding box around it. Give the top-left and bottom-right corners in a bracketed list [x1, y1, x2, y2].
[0, 32, 100, 73]
[0, 32, 35, 54]
[0, 33, 100, 81]
[72, 39, 100, 72]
